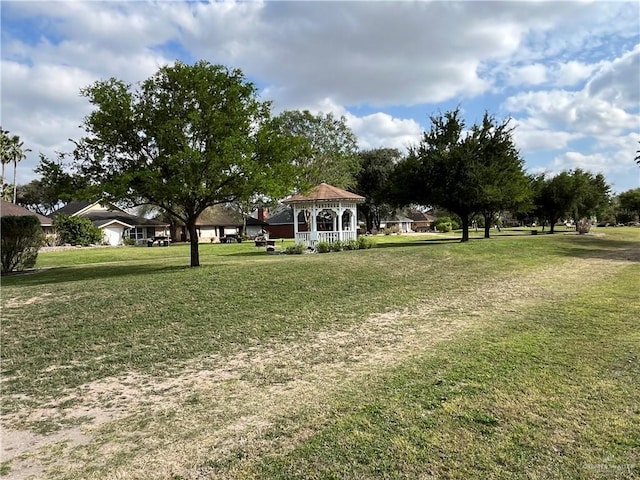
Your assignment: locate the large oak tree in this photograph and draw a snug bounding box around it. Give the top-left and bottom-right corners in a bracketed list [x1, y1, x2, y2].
[73, 61, 299, 266]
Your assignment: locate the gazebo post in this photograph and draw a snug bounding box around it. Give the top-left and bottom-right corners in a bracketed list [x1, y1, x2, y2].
[293, 205, 299, 241]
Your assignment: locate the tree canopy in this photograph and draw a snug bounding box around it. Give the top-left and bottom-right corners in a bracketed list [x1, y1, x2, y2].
[531, 169, 611, 232]
[354, 148, 401, 232]
[391, 108, 528, 241]
[16, 154, 84, 215]
[73, 61, 300, 266]
[275, 110, 360, 190]
[617, 188, 640, 223]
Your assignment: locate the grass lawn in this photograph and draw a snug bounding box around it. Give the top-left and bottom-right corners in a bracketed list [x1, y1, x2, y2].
[1, 227, 638, 479]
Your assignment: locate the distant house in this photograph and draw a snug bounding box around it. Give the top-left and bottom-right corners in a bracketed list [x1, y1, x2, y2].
[171, 205, 269, 242]
[246, 209, 270, 238]
[406, 209, 437, 232]
[379, 214, 414, 233]
[51, 200, 169, 246]
[1, 200, 54, 234]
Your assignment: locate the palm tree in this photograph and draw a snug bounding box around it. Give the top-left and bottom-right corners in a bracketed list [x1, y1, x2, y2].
[11, 137, 30, 203]
[0, 128, 11, 196]
[0, 128, 30, 203]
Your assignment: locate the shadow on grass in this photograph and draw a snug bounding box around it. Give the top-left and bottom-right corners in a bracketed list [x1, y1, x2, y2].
[1, 263, 192, 287]
[223, 250, 277, 258]
[373, 238, 462, 249]
[555, 237, 640, 263]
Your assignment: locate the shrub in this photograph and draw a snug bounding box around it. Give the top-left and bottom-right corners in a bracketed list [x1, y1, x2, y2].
[1, 215, 44, 273]
[357, 236, 375, 249]
[344, 239, 359, 250]
[330, 240, 344, 252]
[315, 241, 330, 253]
[577, 218, 592, 234]
[434, 217, 455, 232]
[123, 237, 137, 246]
[285, 243, 305, 255]
[383, 228, 393, 235]
[53, 215, 103, 246]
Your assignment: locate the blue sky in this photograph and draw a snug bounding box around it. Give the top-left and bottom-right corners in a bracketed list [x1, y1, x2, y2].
[1, 0, 639, 194]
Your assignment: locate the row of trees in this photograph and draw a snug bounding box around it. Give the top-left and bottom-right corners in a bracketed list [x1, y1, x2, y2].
[6, 61, 638, 267]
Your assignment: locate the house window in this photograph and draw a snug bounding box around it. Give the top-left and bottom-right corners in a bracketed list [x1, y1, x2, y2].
[127, 227, 146, 240]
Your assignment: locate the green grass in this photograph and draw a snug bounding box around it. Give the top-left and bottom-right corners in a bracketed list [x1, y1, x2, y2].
[1, 227, 638, 478]
[246, 267, 640, 479]
[2, 231, 592, 398]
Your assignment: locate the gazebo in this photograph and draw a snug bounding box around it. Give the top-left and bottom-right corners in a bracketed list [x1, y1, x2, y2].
[282, 183, 365, 246]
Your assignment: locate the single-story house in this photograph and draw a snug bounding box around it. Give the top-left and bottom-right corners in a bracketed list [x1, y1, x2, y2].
[51, 200, 169, 246]
[406, 209, 437, 232]
[379, 215, 414, 233]
[169, 205, 269, 242]
[1, 200, 54, 234]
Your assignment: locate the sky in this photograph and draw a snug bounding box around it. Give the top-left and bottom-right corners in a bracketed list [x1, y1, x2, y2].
[1, 0, 639, 194]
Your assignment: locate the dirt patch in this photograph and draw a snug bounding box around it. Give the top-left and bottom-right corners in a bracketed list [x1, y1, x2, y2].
[1, 251, 637, 479]
[3, 293, 52, 308]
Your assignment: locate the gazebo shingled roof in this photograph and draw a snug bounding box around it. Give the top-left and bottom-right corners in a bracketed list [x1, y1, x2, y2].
[283, 183, 365, 204]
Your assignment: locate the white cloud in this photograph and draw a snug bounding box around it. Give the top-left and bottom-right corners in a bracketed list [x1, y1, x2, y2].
[511, 121, 582, 152]
[504, 89, 637, 136]
[505, 64, 547, 86]
[586, 44, 640, 110]
[346, 112, 422, 153]
[549, 61, 599, 87]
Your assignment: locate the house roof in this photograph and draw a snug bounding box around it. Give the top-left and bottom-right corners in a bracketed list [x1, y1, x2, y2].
[381, 215, 414, 224]
[51, 200, 125, 217]
[51, 200, 93, 217]
[80, 211, 168, 228]
[283, 183, 365, 204]
[195, 207, 243, 227]
[1, 200, 53, 226]
[94, 219, 135, 229]
[406, 209, 436, 223]
[246, 216, 269, 227]
[193, 206, 267, 227]
[265, 207, 295, 225]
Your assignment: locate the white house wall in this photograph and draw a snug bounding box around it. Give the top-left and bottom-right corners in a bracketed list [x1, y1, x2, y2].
[197, 227, 218, 242]
[102, 226, 123, 246]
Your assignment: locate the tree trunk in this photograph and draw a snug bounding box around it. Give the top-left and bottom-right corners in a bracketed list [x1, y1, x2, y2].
[187, 221, 200, 267]
[483, 212, 491, 239]
[461, 214, 470, 242]
[12, 160, 17, 203]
